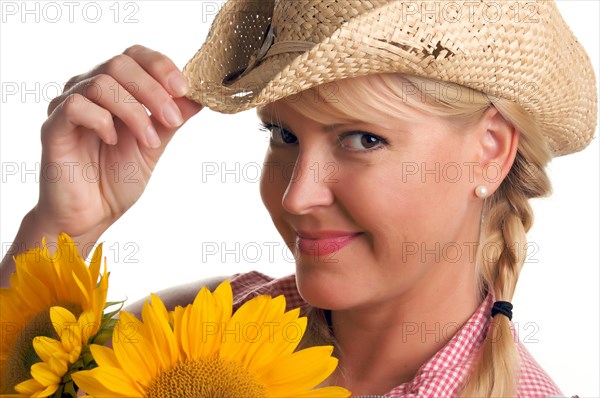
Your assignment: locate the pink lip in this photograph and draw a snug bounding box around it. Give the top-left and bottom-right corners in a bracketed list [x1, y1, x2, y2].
[296, 230, 363, 256]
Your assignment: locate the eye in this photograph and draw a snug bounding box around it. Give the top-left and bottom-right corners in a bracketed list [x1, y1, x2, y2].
[338, 132, 387, 152]
[259, 123, 298, 145]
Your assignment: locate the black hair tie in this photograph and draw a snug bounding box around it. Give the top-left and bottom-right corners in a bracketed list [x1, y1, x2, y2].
[323, 309, 333, 333]
[491, 301, 513, 320]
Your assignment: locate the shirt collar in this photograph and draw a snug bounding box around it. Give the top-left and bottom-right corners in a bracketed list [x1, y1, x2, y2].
[389, 289, 495, 396]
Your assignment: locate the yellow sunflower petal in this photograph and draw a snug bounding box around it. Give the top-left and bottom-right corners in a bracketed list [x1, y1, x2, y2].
[288, 386, 352, 397]
[140, 295, 178, 368]
[263, 294, 287, 320]
[69, 346, 82, 365]
[259, 346, 339, 394]
[89, 344, 120, 368]
[32, 336, 62, 362]
[240, 302, 303, 374]
[87, 242, 104, 284]
[91, 272, 109, 320]
[49, 306, 81, 353]
[12, 267, 52, 310]
[188, 286, 223, 358]
[31, 386, 60, 398]
[49, 304, 77, 326]
[70, 271, 91, 305]
[190, 280, 234, 358]
[72, 367, 145, 397]
[0, 287, 15, 309]
[14, 247, 39, 270]
[47, 353, 70, 378]
[57, 234, 93, 293]
[30, 361, 61, 387]
[54, 263, 82, 305]
[19, 244, 58, 291]
[148, 293, 170, 321]
[212, 280, 234, 320]
[99, 261, 109, 289]
[112, 312, 158, 387]
[247, 311, 307, 373]
[219, 294, 274, 366]
[13, 378, 58, 397]
[13, 378, 43, 394]
[171, 305, 188, 358]
[0, 290, 22, 328]
[79, 310, 101, 344]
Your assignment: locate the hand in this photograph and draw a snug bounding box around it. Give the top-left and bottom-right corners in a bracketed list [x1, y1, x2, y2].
[35, 44, 203, 244]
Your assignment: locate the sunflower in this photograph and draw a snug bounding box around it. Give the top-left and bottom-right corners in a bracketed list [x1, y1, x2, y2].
[73, 281, 350, 397]
[0, 233, 109, 396]
[10, 306, 104, 397]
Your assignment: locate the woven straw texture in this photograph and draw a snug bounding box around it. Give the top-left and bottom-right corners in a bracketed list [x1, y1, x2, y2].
[184, 0, 597, 156]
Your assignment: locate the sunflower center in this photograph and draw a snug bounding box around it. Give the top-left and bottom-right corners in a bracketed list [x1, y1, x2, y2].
[146, 356, 267, 398]
[1, 302, 82, 394]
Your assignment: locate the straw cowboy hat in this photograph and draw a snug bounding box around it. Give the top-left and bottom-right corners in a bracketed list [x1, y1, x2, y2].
[183, 0, 597, 156]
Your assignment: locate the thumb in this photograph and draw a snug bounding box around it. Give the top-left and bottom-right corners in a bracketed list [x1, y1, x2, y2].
[152, 97, 204, 146]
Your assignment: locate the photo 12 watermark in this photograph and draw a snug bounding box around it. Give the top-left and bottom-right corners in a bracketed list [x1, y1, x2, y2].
[2, 80, 141, 104]
[0, 318, 307, 346]
[1, 1, 140, 24]
[1, 240, 141, 265]
[198, 1, 541, 24]
[1, 161, 141, 184]
[201, 241, 296, 264]
[195, 160, 544, 186]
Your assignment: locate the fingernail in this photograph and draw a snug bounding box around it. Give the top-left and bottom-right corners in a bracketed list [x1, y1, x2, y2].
[167, 72, 189, 97]
[146, 125, 161, 149]
[163, 102, 184, 127]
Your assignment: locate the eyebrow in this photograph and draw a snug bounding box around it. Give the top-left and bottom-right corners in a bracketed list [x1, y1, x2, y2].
[257, 110, 365, 133]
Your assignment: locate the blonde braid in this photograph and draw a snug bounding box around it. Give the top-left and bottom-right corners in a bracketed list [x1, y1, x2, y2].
[458, 97, 553, 397]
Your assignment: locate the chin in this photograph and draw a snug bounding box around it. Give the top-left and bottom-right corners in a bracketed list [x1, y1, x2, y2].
[295, 265, 361, 310]
[292, 234, 375, 309]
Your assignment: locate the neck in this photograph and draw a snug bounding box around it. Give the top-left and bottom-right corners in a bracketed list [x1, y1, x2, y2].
[328, 261, 482, 395]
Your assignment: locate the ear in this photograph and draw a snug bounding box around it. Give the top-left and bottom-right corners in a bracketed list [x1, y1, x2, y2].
[475, 106, 520, 195]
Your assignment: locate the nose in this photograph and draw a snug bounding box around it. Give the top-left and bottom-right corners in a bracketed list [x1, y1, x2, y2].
[281, 150, 336, 215]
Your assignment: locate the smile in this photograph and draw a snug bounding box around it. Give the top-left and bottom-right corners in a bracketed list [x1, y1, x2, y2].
[296, 231, 363, 256]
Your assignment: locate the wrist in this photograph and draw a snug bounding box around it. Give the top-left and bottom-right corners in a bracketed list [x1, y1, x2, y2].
[25, 207, 105, 259]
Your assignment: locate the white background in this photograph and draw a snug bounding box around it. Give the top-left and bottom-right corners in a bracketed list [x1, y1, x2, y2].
[1, 1, 598, 396]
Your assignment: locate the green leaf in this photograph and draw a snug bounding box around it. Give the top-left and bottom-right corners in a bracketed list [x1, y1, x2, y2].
[92, 318, 118, 345]
[62, 380, 78, 397]
[104, 299, 127, 309]
[51, 384, 64, 398]
[102, 301, 125, 322]
[82, 349, 95, 368]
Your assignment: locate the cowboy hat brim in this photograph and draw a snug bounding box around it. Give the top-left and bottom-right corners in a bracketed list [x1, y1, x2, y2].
[184, 0, 597, 157]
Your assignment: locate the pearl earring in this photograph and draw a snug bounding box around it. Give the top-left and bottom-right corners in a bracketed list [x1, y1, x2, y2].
[475, 185, 489, 198]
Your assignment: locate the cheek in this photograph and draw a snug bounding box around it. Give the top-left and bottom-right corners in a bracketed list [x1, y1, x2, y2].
[260, 157, 293, 240]
[336, 163, 421, 224]
[335, 159, 471, 251]
[260, 152, 285, 210]
[259, 169, 276, 214]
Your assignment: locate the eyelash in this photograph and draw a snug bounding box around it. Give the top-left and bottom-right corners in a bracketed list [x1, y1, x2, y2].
[258, 122, 388, 153]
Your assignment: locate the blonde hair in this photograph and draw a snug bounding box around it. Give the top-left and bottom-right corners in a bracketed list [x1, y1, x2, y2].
[258, 73, 553, 396]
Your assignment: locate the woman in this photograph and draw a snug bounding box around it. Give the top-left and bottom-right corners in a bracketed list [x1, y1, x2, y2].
[0, 0, 597, 396]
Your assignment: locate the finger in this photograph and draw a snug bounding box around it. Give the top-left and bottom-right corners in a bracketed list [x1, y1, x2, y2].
[97, 51, 185, 129]
[53, 47, 186, 129]
[48, 71, 91, 116]
[174, 97, 204, 122]
[69, 74, 161, 149]
[149, 98, 204, 148]
[122, 45, 189, 98]
[42, 93, 117, 147]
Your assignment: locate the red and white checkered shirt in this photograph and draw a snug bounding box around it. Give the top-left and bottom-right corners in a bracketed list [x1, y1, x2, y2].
[230, 271, 564, 398]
